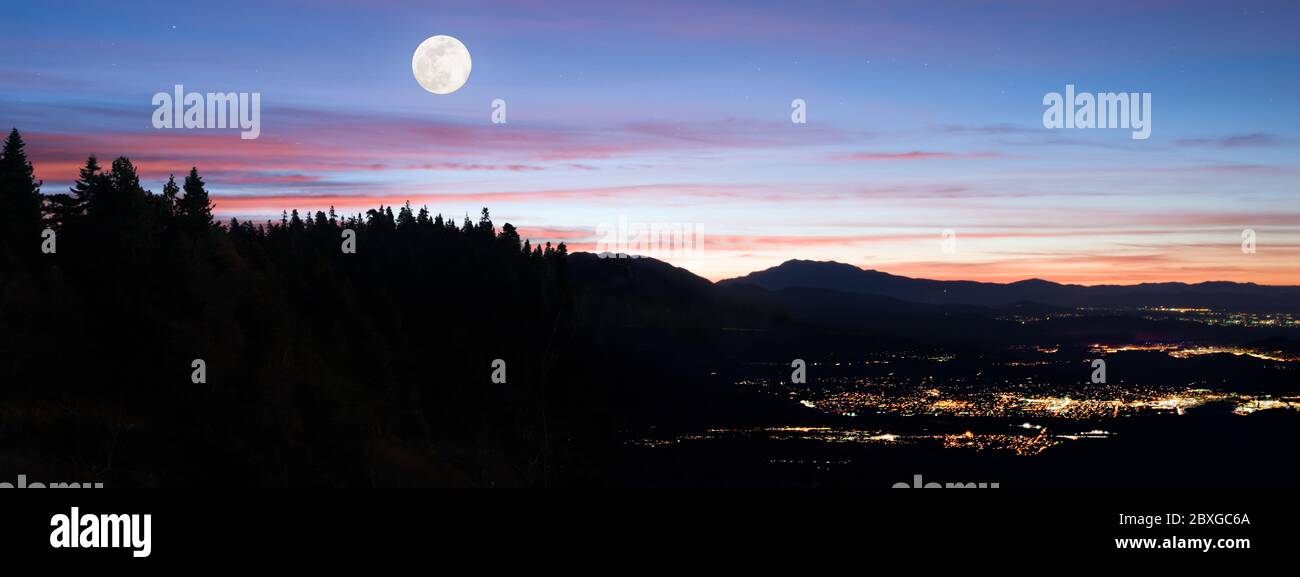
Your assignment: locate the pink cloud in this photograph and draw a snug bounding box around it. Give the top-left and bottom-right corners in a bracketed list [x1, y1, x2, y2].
[834, 150, 1010, 161]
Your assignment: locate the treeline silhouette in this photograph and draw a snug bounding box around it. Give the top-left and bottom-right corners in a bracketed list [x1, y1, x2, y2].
[0, 129, 612, 486]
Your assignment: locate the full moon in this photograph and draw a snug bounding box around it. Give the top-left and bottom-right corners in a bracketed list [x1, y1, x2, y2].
[411, 35, 472, 95]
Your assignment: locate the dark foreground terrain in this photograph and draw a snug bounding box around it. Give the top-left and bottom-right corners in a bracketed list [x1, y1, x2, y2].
[3, 132, 1297, 487]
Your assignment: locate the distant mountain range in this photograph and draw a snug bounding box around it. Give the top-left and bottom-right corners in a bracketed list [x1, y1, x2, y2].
[717, 259, 1300, 312]
[565, 253, 1300, 367]
[570, 254, 1300, 313]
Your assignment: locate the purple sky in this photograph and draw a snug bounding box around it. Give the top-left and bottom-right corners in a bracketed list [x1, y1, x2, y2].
[3, 0, 1299, 282]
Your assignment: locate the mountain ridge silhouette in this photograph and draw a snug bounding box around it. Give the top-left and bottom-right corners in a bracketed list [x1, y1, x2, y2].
[569, 255, 1300, 312]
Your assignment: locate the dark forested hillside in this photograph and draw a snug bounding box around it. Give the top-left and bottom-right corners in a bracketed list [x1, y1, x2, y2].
[0, 129, 612, 487]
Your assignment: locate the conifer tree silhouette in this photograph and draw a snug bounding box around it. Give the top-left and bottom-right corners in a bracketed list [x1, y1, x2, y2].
[161, 174, 180, 218]
[0, 128, 43, 254]
[177, 167, 214, 232]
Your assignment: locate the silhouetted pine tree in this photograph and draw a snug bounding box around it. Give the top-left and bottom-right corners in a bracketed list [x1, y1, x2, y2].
[45, 156, 101, 231]
[161, 174, 179, 218]
[177, 167, 213, 232]
[500, 222, 521, 253]
[93, 157, 155, 258]
[0, 128, 44, 259]
[397, 201, 415, 229]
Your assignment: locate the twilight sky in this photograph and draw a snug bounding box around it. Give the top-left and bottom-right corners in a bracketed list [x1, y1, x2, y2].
[3, 0, 1299, 283]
